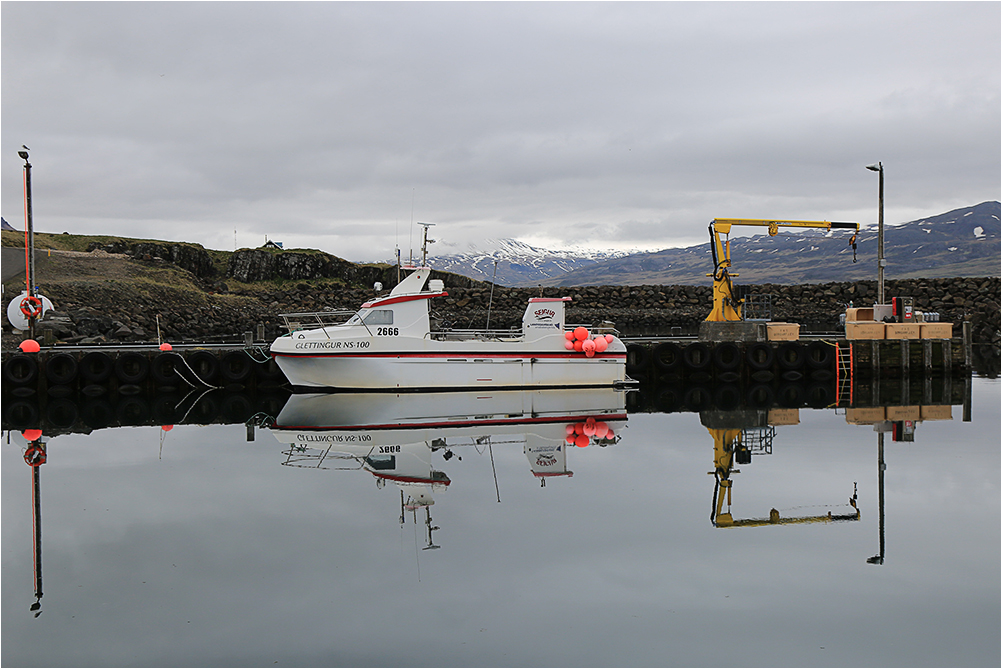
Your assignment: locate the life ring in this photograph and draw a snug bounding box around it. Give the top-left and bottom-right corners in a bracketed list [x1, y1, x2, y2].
[24, 444, 46, 467]
[19, 295, 42, 318]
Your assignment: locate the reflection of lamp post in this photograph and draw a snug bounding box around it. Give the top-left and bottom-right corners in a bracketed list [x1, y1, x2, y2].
[867, 432, 886, 565]
[866, 162, 885, 305]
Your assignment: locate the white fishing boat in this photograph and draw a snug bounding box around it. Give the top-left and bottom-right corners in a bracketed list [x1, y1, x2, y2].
[269, 266, 630, 391]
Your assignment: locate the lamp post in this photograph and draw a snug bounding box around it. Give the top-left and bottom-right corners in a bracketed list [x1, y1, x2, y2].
[866, 162, 884, 304]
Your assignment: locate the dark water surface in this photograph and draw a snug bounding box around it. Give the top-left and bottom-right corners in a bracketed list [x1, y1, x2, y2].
[3, 379, 999, 667]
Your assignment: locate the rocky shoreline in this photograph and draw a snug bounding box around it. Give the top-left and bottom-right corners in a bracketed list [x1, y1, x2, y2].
[2, 240, 999, 373]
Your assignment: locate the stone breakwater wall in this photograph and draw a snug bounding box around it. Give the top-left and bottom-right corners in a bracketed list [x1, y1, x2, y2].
[6, 275, 999, 372]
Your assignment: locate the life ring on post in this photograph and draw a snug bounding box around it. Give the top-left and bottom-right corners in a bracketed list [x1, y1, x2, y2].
[19, 295, 43, 319]
[24, 444, 46, 467]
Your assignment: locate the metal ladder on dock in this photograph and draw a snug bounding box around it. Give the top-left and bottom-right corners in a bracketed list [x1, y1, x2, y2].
[835, 341, 854, 407]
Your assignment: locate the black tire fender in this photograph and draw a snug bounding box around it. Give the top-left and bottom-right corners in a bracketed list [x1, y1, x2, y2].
[746, 342, 774, 371]
[683, 342, 711, 371]
[79, 352, 113, 384]
[625, 344, 650, 377]
[45, 353, 79, 386]
[115, 352, 150, 384]
[776, 342, 805, 371]
[712, 342, 741, 372]
[220, 351, 253, 383]
[805, 341, 834, 370]
[151, 352, 181, 385]
[652, 342, 682, 372]
[3, 355, 38, 386]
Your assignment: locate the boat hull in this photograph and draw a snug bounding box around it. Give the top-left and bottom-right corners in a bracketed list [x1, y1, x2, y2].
[272, 347, 629, 391]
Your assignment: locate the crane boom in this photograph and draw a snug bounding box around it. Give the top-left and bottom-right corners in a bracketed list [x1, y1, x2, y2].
[706, 218, 860, 322]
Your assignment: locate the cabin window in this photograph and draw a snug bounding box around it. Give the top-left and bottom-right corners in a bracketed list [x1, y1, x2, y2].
[365, 455, 396, 470]
[346, 309, 393, 326]
[363, 310, 394, 325]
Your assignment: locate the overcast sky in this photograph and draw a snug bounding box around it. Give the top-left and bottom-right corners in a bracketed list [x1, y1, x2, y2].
[2, 2, 999, 262]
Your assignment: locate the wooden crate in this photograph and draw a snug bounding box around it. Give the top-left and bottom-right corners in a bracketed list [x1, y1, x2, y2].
[920, 322, 953, 339]
[845, 407, 885, 424]
[920, 405, 953, 421]
[767, 408, 800, 425]
[766, 322, 799, 341]
[845, 321, 885, 340]
[845, 307, 874, 321]
[886, 405, 921, 421]
[886, 323, 921, 339]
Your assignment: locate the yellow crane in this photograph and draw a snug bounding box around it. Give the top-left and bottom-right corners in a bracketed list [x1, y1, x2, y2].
[706, 218, 860, 322]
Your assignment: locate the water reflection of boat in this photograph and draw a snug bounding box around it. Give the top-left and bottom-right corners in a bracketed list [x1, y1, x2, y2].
[269, 389, 628, 548]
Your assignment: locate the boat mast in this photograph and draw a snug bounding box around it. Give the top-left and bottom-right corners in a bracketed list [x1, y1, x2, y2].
[417, 222, 435, 267]
[19, 147, 36, 339]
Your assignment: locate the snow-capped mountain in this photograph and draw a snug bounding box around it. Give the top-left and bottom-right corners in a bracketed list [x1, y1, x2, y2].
[419, 202, 999, 287]
[539, 201, 1001, 286]
[423, 238, 638, 287]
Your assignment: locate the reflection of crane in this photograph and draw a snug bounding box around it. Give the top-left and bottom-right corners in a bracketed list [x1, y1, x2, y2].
[703, 411, 860, 528]
[706, 218, 860, 322]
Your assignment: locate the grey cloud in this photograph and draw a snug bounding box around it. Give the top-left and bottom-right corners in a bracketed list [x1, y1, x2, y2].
[2, 2, 998, 262]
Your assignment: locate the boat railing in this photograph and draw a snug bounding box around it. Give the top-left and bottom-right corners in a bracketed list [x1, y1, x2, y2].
[430, 328, 524, 342]
[278, 310, 358, 333]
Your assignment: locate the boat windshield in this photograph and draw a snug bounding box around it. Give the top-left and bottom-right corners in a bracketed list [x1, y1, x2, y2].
[347, 309, 394, 326]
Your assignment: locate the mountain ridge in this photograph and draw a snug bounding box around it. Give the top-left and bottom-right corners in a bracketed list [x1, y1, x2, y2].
[426, 202, 1000, 287]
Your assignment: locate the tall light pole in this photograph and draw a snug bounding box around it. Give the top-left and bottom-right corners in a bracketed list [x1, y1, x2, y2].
[866, 162, 885, 304]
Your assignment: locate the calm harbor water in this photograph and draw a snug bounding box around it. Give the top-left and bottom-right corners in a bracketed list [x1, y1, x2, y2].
[2, 378, 999, 667]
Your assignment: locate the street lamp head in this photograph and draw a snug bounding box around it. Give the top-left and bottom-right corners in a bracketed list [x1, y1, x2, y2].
[866, 163, 881, 172]
[18, 150, 29, 161]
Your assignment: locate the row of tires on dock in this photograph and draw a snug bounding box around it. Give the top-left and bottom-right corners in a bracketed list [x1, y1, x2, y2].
[625, 340, 834, 382]
[3, 386, 290, 432]
[2, 349, 284, 393]
[627, 378, 837, 415]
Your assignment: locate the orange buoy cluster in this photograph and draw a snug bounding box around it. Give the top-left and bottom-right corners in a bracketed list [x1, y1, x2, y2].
[565, 416, 615, 447]
[563, 327, 614, 357]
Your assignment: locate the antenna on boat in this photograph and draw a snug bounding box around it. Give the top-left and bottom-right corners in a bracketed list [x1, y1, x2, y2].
[417, 222, 435, 267]
[409, 189, 415, 267]
[486, 260, 498, 330]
